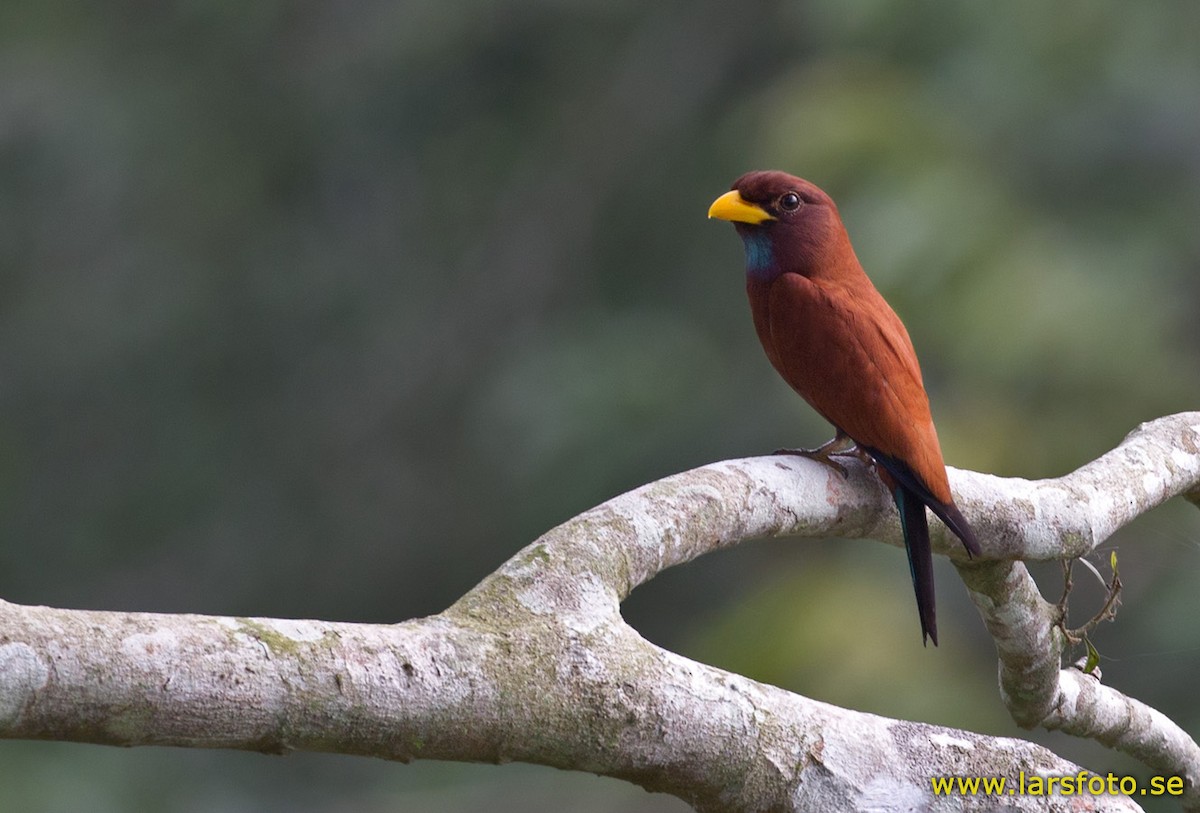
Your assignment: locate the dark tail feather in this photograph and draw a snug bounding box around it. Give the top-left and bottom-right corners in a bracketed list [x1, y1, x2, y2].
[895, 486, 937, 647]
[928, 500, 981, 558]
[866, 446, 981, 558]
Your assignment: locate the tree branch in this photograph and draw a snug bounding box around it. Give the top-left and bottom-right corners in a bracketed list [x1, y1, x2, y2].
[3, 412, 1198, 812]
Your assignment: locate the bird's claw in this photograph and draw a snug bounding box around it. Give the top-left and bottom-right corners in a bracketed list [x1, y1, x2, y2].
[771, 447, 851, 479]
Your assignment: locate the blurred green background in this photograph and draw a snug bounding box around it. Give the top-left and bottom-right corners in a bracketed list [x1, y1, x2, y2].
[2, 1, 1199, 811]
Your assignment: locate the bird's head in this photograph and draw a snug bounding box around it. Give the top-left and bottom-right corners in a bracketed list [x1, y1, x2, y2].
[708, 170, 843, 280]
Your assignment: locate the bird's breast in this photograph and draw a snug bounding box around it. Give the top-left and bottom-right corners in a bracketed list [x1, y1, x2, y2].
[745, 275, 788, 379]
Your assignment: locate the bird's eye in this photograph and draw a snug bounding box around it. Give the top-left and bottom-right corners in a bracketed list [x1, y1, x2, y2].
[779, 192, 802, 212]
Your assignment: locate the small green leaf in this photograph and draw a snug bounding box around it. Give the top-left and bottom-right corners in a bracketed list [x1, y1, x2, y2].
[1109, 550, 1118, 577]
[1083, 637, 1101, 675]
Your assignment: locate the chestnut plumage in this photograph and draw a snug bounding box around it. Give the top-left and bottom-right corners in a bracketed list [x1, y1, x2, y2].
[709, 170, 980, 646]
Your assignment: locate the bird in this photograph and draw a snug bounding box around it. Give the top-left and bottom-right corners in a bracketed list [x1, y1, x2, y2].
[708, 170, 980, 646]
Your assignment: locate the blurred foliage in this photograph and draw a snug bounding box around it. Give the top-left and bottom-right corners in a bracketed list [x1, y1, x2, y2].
[1, 1, 1198, 811]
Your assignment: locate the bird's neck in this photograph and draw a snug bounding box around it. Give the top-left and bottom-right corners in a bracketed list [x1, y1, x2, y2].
[739, 224, 862, 285]
[739, 230, 779, 282]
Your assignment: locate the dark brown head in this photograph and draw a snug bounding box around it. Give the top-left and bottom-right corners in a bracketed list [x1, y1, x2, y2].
[708, 170, 846, 280]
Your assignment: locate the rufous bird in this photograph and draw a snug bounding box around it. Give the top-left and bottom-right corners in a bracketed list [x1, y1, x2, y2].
[708, 170, 979, 645]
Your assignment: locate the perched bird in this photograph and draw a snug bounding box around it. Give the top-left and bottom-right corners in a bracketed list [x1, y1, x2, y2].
[708, 170, 980, 645]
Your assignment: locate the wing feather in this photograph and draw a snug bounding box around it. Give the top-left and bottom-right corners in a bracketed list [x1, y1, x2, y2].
[760, 272, 954, 506]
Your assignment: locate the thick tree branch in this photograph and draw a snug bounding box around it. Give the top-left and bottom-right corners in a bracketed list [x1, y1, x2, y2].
[0, 602, 1138, 813]
[950, 414, 1200, 561]
[3, 413, 1198, 812]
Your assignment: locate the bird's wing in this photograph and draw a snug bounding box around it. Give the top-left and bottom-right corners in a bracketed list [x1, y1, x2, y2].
[764, 272, 954, 506]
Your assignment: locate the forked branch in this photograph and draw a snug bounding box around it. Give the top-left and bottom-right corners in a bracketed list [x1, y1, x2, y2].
[2, 413, 1198, 812]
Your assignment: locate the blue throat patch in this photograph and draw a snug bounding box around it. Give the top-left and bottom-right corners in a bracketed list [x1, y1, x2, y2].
[741, 231, 774, 278]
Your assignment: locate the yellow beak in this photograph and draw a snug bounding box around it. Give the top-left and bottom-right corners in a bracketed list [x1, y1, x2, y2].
[707, 190, 774, 224]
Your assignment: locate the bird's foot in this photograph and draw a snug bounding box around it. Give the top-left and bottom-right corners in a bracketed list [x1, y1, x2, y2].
[772, 434, 864, 479]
